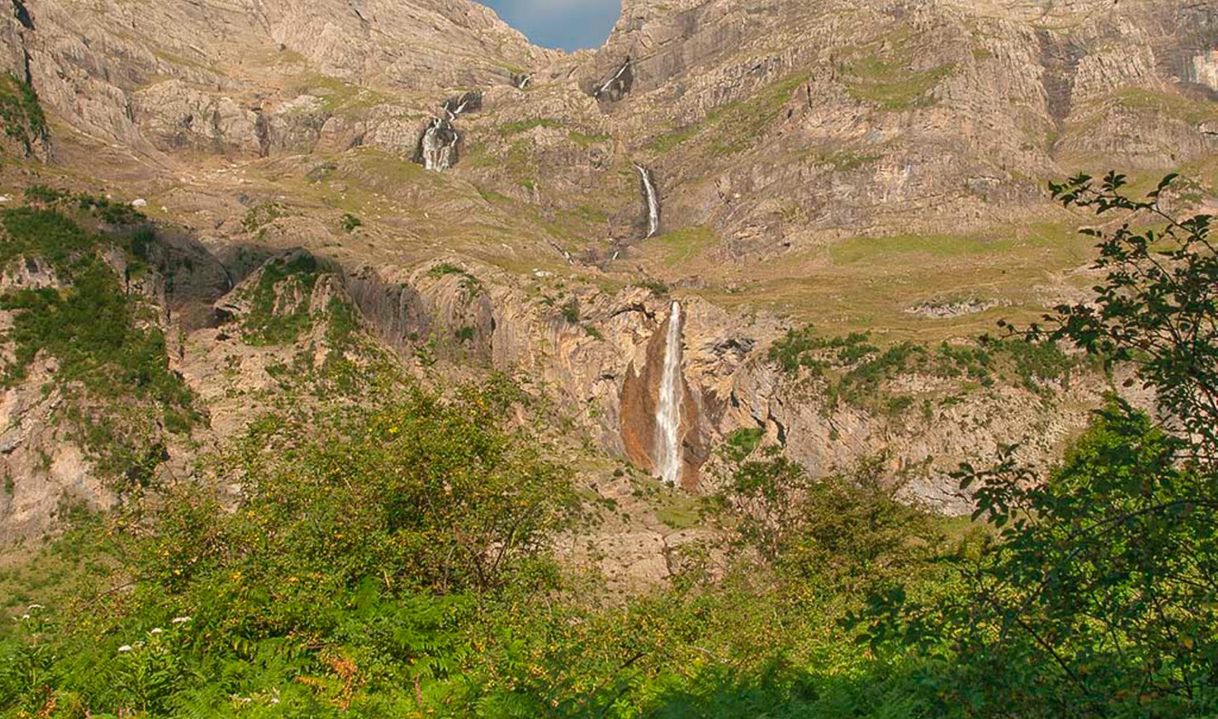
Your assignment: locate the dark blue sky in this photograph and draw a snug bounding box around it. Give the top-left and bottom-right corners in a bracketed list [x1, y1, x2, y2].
[477, 0, 621, 51]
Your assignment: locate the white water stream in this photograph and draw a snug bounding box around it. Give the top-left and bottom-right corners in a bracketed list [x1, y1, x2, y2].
[635, 164, 660, 238]
[654, 301, 683, 486]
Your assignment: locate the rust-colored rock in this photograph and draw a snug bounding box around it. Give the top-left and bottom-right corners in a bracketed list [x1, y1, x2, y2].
[620, 305, 708, 490]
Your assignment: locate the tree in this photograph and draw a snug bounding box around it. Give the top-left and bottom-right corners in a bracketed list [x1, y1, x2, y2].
[857, 174, 1218, 717]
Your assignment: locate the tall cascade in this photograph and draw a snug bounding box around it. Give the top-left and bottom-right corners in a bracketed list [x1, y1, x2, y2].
[654, 301, 684, 486]
[635, 164, 660, 238]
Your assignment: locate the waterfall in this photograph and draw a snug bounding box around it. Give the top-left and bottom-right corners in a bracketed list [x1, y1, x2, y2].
[635, 164, 660, 239]
[421, 118, 458, 171]
[594, 58, 634, 102]
[654, 301, 684, 486]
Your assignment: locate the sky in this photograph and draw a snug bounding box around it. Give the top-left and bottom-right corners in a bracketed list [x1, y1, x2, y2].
[477, 0, 621, 51]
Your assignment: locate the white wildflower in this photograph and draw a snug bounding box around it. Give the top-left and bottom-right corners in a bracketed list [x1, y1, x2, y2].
[118, 645, 133, 653]
[150, 627, 164, 635]
[171, 616, 191, 624]
[20, 614, 29, 621]
[26, 604, 43, 611]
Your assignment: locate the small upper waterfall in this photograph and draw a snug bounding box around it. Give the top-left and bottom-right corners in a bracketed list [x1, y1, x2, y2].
[654, 301, 684, 486]
[419, 118, 458, 171]
[416, 92, 482, 172]
[635, 164, 660, 239]
[594, 58, 634, 102]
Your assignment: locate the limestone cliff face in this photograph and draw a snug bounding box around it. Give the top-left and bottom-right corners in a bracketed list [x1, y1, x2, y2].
[0, 0, 550, 157]
[575, 0, 1218, 249]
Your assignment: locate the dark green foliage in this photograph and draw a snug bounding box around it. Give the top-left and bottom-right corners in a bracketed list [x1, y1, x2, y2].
[0, 73, 47, 155]
[427, 262, 482, 298]
[240, 253, 321, 346]
[560, 297, 580, 323]
[0, 208, 197, 479]
[427, 262, 466, 278]
[74, 194, 146, 226]
[768, 324, 1078, 413]
[21, 185, 67, 205]
[635, 278, 669, 297]
[0, 381, 589, 717]
[241, 202, 289, 233]
[719, 450, 944, 590]
[0, 208, 94, 268]
[723, 426, 764, 461]
[340, 213, 362, 232]
[857, 174, 1218, 717]
[1037, 171, 1218, 453]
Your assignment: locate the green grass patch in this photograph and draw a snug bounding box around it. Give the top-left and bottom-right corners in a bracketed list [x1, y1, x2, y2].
[647, 73, 811, 156]
[1112, 88, 1218, 125]
[497, 118, 564, 136]
[0, 72, 47, 155]
[655, 225, 717, 266]
[842, 30, 955, 110]
[291, 73, 390, 114]
[829, 232, 1016, 265]
[724, 427, 765, 461]
[568, 129, 611, 146]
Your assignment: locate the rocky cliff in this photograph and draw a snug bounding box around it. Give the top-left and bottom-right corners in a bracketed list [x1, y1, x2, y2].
[0, 0, 1215, 549]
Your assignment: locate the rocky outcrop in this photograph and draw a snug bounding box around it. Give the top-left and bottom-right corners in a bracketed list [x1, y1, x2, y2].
[0, 0, 549, 160]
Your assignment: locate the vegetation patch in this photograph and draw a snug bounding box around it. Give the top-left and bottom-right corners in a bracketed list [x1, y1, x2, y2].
[241, 202, 291, 233]
[1111, 87, 1218, 125]
[647, 73, 811, 156]
[292, 73, 390, 114]
[0, 72, 47, 155]
[567, 129, 611, 147]
[654, 225, 717, 266]
[768, 324, 1078, 413]
[723, 426, 765, 461]
[240, 253, 322, 346]
[497, 118, 564, 136]
[842, 31, 955, 110]
[0, 208, 197, 480]
[427, 262, 482, 298]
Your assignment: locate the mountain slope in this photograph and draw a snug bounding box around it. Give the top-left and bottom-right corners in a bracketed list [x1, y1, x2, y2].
[0, 0, 1214, 539]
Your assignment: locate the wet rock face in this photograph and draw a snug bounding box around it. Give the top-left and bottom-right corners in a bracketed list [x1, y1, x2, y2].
[443, 91, 483, 118]
[415, 117, 459, 171]
[594, 58, 634, 104]
[414, 90, 483, 171]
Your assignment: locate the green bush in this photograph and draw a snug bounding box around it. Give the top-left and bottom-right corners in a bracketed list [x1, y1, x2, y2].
[240, 253, 321, 346]
[0, 72, 47, 155]
[0, 208, 197, 479]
